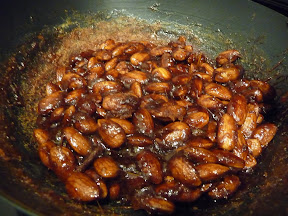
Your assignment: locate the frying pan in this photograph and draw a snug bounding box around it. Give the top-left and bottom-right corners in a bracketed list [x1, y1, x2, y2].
[0, 0, 288, 215]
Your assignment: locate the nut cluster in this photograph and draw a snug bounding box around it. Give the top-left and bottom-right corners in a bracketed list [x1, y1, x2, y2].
[34, 36, 277, 214]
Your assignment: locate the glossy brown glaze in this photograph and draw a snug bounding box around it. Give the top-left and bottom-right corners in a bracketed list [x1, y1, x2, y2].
[34, 36, 277, 214]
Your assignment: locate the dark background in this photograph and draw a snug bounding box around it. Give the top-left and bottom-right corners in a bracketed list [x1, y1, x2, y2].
[254, 0, 288, 16]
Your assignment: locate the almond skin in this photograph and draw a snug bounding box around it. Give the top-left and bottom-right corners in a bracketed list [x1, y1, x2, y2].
[146, 197, 175, 214]
[65, 172, 100, 201]
[181, 147, 218, 163]
[169, 156, 201, 187]
[50, 146, 76, 180]
[205, 83, 232, 100]
[208, 175, 241, 199]
[63, 127, 92, 156]
[136, 150, 163, 184]
[110, 118, 135, 134]
[34, 128, 50, 144]
[133, 108, 154, 137]
[97, 119, 126, 148]
[217, 113, 237, 151]
[252, 123, 277, 147]
[212, 149, 245, 169]
[227, 94, 247, 125]
[195, 163, 229, 182]
[216, 49, 240, 65]
[94, 156, 119, 178]
[38, 91, 64, 115]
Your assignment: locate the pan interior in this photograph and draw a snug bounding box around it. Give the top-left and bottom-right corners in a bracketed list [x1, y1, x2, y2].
[0, 2, 288, 215]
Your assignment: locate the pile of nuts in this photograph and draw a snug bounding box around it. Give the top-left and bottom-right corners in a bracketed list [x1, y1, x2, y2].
[34, 36, 277, 214]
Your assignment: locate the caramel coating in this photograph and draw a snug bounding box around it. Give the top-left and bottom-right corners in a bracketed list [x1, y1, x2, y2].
[35, 36, 277, 214]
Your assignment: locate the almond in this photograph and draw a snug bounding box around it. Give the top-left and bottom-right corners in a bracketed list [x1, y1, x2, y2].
[172, 48, 189, 61]
[94, 156, 119, 178]
[252, 123, 277, 147]
[65, 172, 100, 201]
[184, 108, 209, 129]
[205, 83, 232, 100]
[33, 128, 50, 144]
[152, 67, 172, 81]
[130, 52, 150, 66]
[50, 146, 76, 179]
[130, 81, 143, 98]
[195, 163, 229, 182]
[213, 149, 245, 169]
[145, 197, 175, 214]
[246, 138, 262, 157]
[63, 127, 91, 156]
[38, 91, 65, 115]
[38, 141, 55, 169]
[110, 118, 135, 134]
[136, 150, 163, 184]
[145, 82, 172, 94]
[227, 94, 247, 125]
[169, 156, 201, 187]
[133, 108, 154, 137]
[208, 175, 241, 199]
[216, 50, 240, 65]
[74, 117, 98, 134]
[127, 134, 153, 147]
[150, 46, 172, 56]
[217, 113, 237, 151]
[98, 119, 126, 148]
[197, 95, 223, 109]
[181, 147, 217, 163]
[214, 66, 241, 83]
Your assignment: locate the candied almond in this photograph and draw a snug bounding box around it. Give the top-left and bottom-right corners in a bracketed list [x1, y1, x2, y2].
[214, 66, 241, 83]
[169, 156, 201, 187]
[150, 46, 172, 56]
[145, 197, 175, 214]
[110, 118, 135, 134]
[65, 172, 100, 201]
[38, 91, 65, 115]
[252, 123, 277, 147]
[227, 94, 247, 125]
[98, 119, 126, 148]
[208, 175, 241, 199]
[136, 150, 163, 184]
[217, 113, 237, 151]
[130, 52, 150, 66]
[185, 137, 214, 149]
[213, 149, 245, 169]
[152, 67, 172, 81]
[50, 146, 76, 179]
[63, 127, 92, 156]
[205, 83, 232, 100]
[94, 156, 119, 178]
[38, 141, 55, 169]
[216, 50, 241, 65]
[181, 146, 218, 163]
[195, 163, 229, 182]
[246, 139, 262, 157]
[34, 128, 50, 144]
[127, 134, 153, 147]
[184, 108, 209, 129]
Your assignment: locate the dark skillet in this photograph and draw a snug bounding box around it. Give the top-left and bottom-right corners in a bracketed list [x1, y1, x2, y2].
[0, 0, 288, 215]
